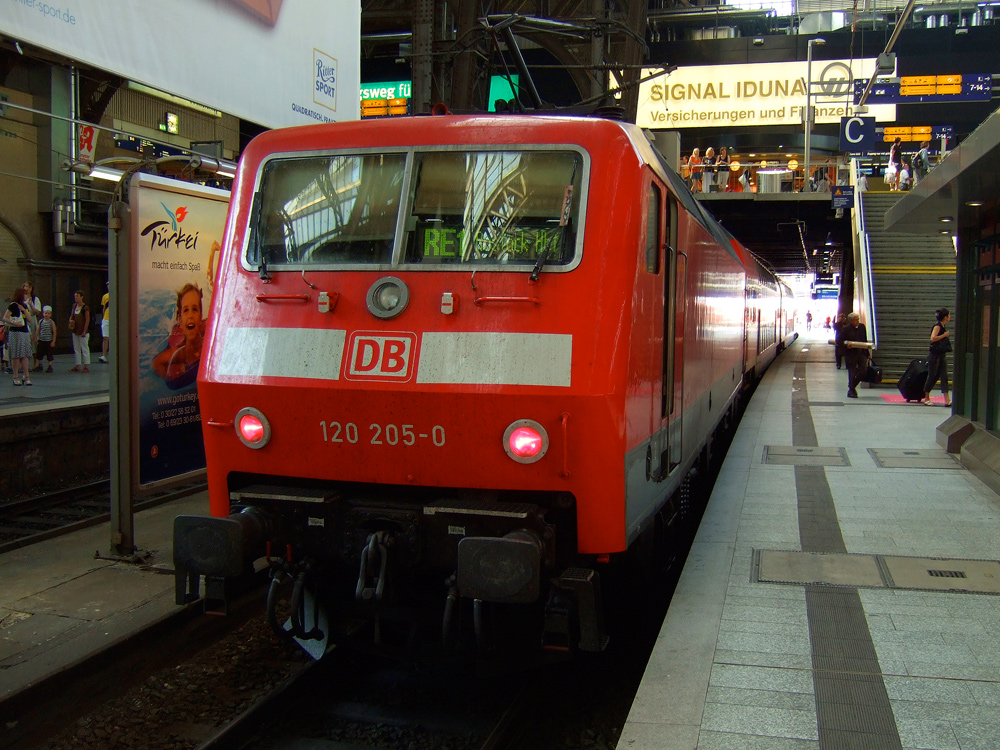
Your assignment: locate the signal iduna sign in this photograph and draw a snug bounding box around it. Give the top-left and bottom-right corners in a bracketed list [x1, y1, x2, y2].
[637, 59, 896, 129]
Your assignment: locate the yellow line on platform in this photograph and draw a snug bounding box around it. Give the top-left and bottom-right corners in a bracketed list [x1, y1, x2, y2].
[871, 267, 956, 273]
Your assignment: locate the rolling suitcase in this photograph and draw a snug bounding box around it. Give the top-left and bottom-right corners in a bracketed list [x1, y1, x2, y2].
[898, 358, 929, 401]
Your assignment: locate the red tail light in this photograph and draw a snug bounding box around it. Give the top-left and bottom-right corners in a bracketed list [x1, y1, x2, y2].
[503, 420, 549, 464]
[235, 407, 271, 449]
[510, 427, 543, 457]
[240, 414, 264, 442]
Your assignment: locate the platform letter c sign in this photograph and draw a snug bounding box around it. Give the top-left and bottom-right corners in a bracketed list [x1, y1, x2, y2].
[839, 116, 875, 154]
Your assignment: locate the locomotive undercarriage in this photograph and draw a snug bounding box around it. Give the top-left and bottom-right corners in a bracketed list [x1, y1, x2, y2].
[174, 478, 607, 658]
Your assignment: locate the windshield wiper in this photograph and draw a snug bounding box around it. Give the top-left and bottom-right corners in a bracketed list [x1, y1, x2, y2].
[529, 249, 549, 283]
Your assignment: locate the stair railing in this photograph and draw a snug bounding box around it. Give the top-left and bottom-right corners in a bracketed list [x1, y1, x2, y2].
[851, 158, 878, 350]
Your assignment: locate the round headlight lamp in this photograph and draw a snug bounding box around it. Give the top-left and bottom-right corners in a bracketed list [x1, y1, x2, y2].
[503, 419, 549, 464]
[235, 407, 271, 449]
[367, 276, 409, 319]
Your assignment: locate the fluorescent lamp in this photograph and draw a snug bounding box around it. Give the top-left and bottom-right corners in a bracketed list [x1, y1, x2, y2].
[126, 81, 222, 118]
[90, 165, 125, 182]
[192, 156, 237, 178]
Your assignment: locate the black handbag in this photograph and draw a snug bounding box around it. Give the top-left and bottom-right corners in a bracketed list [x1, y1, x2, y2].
[864, 360, 883, 384]
[930, 337, 952, 355]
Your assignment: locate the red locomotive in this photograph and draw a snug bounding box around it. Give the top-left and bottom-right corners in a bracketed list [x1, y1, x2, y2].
[174, 113, 796, 656]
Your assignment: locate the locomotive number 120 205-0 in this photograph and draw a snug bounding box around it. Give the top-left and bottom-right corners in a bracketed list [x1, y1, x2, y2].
[172, 112, 795, 658]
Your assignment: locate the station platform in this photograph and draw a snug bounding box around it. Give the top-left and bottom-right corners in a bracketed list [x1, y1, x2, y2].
[0, 352, 109, 417]
[0, 490, 209, 701]
[619, 329, 1000, 750]
[0, 352, 210, 705]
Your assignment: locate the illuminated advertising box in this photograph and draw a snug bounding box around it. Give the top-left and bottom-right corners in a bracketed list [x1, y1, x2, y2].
[637, 59, 896, 129]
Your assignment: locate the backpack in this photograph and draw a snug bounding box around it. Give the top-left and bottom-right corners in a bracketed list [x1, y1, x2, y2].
[913, 152, 924, 170]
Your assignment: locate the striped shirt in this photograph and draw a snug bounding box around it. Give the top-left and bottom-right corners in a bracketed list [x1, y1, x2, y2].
[37, 318, 54, 342]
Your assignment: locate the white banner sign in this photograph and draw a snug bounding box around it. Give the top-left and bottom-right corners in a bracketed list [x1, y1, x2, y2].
[2, 0, 359, 129]
[637, 59, 896, 129]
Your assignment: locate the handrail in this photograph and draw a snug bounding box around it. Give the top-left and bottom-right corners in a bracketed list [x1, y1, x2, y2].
[473, 296, 542, 306]
[255, 293, 311, 302]
[851, 158, 879, 351]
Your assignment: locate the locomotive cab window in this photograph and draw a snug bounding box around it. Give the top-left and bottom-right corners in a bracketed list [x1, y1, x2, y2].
[252, 153, 407, 267]
[246, 147, 585, 273]
[403, 150, 583, 267]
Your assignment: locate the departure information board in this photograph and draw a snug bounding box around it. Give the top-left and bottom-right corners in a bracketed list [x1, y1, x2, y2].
[853, 74, 992, 104]
[881, 125, 954, 143]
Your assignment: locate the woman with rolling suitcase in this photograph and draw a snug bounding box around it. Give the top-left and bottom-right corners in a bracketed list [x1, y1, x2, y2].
[922, 308, 952, 406]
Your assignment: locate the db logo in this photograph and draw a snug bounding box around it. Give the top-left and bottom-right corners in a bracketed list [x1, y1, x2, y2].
[344, 331, 417, 382]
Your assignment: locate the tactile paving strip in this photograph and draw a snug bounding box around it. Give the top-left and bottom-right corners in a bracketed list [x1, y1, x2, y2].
[762, 445, 851, 466]
[754, 549, 1000, 594]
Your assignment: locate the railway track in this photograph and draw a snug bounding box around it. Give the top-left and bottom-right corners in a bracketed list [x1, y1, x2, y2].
[0, 478, 206, 554]
[195, 652, 545, 750]
[0, 592, 276, 750]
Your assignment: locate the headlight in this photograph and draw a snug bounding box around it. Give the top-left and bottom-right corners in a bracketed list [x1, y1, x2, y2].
[503, 419, 549, 464]
[367, 276, 409, 319]
[236, 407, 271, 449]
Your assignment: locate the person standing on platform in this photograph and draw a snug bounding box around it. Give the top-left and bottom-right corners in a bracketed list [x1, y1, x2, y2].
[688, 148, 703, 193]
[899, 155, 913, 191]
[702, 147, 716, 193]
[805, 310, 812, 331]
[99, 281, 110, 363]
[833, 313, 847, 369]
[888, 137, 903, 191]
[35, 305, 57, 372]
[68, 290, 91, 373]
[22, 281, 42, 372]
[914, 141, 931, 185]
[922, 308, 952, 406]
[4, 287, 32, 386]
[715, 147, 731, 191]
[842, 312, 870, 398]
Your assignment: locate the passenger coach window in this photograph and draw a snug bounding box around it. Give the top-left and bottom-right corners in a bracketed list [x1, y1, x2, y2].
[403, 150, 582, 266]
[254, 154, 406, 266]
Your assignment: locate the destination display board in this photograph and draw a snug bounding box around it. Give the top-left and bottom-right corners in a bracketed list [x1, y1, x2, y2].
[881, 125, 954, 143]
[853, 74, 992, 105]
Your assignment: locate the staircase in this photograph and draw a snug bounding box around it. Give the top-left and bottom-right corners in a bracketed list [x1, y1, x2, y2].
[861, 191, 957, 381]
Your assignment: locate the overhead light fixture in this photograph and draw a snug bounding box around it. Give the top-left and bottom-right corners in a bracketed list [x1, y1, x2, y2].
[126, 81, 223, 118]
[939, 216, 954, 222]
[940, 229, 952, 234]
[192, 155, 237, 178]
[90, 165, 126, 182]
[14, 41, 23, 55]
[966, 200, 984, 207]
[62, 157, 136, 181]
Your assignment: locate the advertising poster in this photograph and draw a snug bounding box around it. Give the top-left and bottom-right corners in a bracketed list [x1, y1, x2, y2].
[636, 59, 896, 130]
[1, 0, 359, 128]
[131, 175, 230, 487]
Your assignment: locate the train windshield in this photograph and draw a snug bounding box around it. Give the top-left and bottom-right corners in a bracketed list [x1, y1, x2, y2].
[249, 148, 584, 271]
